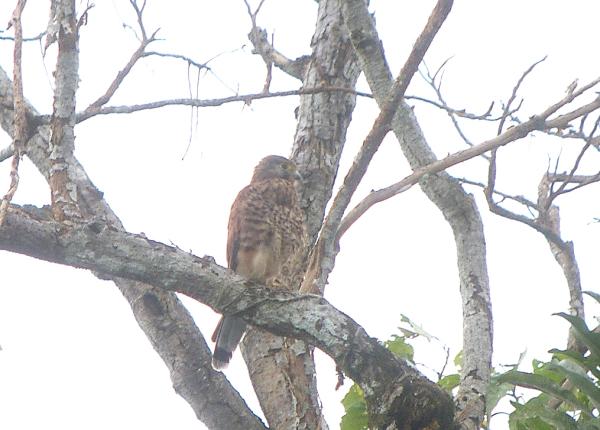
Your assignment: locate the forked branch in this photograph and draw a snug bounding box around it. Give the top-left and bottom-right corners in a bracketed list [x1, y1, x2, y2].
[301, 0, 454, 294]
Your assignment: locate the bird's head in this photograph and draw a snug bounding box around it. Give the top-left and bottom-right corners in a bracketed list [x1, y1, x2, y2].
[252, 155, 302, 182]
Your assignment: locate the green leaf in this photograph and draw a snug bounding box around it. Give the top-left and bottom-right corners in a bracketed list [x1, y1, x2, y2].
[487, 376, 514, 414]
[399, 313, 437, 342]
[454, 350, 463, 371]
[340, 384, 368, 430]
[583, 290, 600, 305]
[438, 373, 460, 393]
[554, 313, 600, 360]
[547, 362, 600, 413]
[550, 348, 600, 381]
[580, 419, 600, 430]
[384, 335, 414, 362]
[497, 370, 588, 411]
[509, 396, 579, 430]
[532, 359, 567, 384]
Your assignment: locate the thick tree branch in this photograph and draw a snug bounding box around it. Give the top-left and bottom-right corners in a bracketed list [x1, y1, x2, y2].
[239, 1, 361, 427]
[47, 0, 80, 222]
[0, 64, 266, 430]
[537, 175, 585, 352]
[301, 0, 453, 295]
[0, 206, 457, 429]
[341, 0, 490, 427]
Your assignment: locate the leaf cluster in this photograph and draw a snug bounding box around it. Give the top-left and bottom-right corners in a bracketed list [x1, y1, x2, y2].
[493, 292, 600, 430]
[340, 315, 461, 429]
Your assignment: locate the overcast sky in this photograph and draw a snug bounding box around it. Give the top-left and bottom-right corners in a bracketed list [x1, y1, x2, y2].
[0, 1, 599, 429]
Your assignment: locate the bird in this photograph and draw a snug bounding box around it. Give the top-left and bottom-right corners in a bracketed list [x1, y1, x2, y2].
[211, 155, 307, 370]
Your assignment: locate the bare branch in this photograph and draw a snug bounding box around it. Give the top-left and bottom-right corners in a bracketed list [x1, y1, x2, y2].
[75, 86, 372, 122]
[0, 0, 28, 227]
[80, 16, 159, 117]
[543, 119, 600, 206]
[48, 0, 81, 222]
[0, 30, 45, 42]
[548, 172, 600, 194]
[128, 0, 148, 41]
[0, 206, 456, 430]
[337, 84, 600, 239]
[497, 56, 547, 135]
[0, 64, 267, 429]
[142, 51, 210, 70]
[302, 0, 454, 294]
[458, 177, 539, 211]
[244, 0, 311, 81]
[537, 175, 585, 351]
[247, 25, 310, 81]
[420, 60, 485, 150]
[0, 152, 20, 226]
[243, 0, 278, 87]
[406, 94, 517, 122]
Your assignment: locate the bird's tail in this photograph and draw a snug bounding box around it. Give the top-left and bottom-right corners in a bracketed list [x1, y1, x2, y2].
[211, 315, 246, 370]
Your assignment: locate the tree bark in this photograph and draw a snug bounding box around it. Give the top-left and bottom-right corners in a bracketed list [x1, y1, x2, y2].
[240, 0, 361, 428]
[48, 0, 80, 222]
[0, 205, 457, 429]
[341, 1, 492, 427]
[0, 63, 266, 430]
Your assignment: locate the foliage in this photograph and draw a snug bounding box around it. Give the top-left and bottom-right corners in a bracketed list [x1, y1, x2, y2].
[340, 315, 460, 430]
[493, 292, 600, 430]
[340, 296, 599, 430]
[340, 384, 369, 430]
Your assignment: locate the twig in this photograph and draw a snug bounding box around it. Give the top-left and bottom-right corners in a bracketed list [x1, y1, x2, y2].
[301, 0, 454, 293]
[0, 0, 28, 227]
[405, 94, 518, 122]
[545, 141, 593, 209]
[458, 177, 539, 211]
[143, 51, 211, 71]
[0, 30, 45, 42]
[244, 0, 309, 81]
[129, 0, 148, 41]
[75, 86, 373, 122]
[0, 155, 20, 226]
[243, 0, 277, 90]
[79, 1, 159, 116]
[262, 32, 273, 93]
[544, 118, 600, 207]
[336, 81, 600, 240]
[497, 56, 546, 135]
[419, 60, 478, 149]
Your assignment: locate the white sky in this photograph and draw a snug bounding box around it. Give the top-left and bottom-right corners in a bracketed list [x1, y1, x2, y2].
[0, 1, 599, 429]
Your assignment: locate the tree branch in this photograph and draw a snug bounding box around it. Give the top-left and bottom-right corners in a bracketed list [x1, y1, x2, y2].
[0, 205, 456, 429]
[47, 0, 81, 222]
[338, 91, 600, 238]
[75, 87, 372, 123]
[0, 64, 266, 430]
[0, 0, 27, 226]
[243, 0, 310, 81]
[79, 1, 159, 118]
[341, 0, 491, 427]
[240, 1, 361, 427]
[301, 0, 454, 295]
